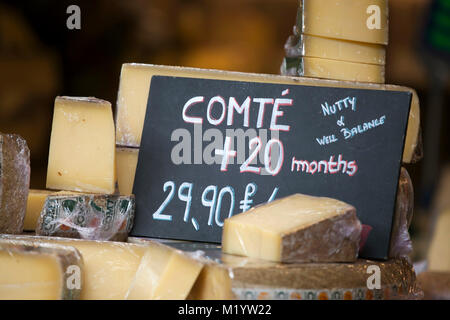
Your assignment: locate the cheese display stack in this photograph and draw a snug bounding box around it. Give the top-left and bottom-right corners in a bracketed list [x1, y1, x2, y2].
[281, 0, 388, 84]
[28, 97, 136, 241]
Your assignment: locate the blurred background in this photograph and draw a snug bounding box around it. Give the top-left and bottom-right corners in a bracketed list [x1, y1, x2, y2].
[0, 0, 448, 267]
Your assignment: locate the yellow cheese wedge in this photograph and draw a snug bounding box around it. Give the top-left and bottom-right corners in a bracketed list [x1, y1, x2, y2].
[46, 97, 116, 194]
[126, 241, 203, 300]
[24, 189, 54, 231]
[428, 210, 450, 272]
[222, 193, 361, 263]
[115, 64, 420, 163]
[0, 235, 203, 300]
[0, 239, 83, 300]
[292, 34, 386, 65]
[300, 0, 389, 45]
[285, 56, 385, 83]
[116, 147, 139, 195]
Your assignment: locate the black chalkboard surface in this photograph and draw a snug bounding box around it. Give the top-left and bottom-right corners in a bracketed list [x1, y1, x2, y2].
[131, 76, 412, 260]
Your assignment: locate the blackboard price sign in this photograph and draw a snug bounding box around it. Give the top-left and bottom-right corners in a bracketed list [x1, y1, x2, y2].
[131, 76, 411, 259]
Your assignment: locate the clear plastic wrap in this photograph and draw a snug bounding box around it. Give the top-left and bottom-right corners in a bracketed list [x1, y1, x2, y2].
[36, 193, 135, 241]
[0, 238, 84, 300]
[389, 167, 414, 258]
[0, 132, 30, 234]
[0, 234, 203, 300]
[222, 194, 361, 263]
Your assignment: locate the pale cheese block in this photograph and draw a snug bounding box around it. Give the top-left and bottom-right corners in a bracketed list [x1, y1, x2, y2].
[222, 193, 361, 263]
[24, 189, 54, 231]
[0, 235, 203, 300]
[427, 209, 450, 272]
[285, 34, 386, 65]
[282, 56, 385, 83]
[46, 97, 116, 194]
[116, 147, 139, 195]
[300, 0, 389, 45]
[0, 239, 83, 300]
[115, 63, 420, 164]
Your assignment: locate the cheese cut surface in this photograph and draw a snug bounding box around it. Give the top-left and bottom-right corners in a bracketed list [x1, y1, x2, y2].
[428, 210, 450, 272]
[125, 241, 203, 300]
[0, 235, 203, 300]
[222, 193, 361, 263]
[115, 63, 419, 164]
[285, 34, 386, 65]
[0, 239, 83, 300]
[46, 97, 116, 194]
[300, 0, 389, 45]
[116, 147, 139, 195]
[24, 189, 54, 231]
[282, 56, 385, 83]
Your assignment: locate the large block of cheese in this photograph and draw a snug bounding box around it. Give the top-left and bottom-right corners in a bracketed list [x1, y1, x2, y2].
[0, 133, 30, 234]
[299, 0, 389, 45]
[116, 147, 139, 195]
[222, 194, 361, 263]
[427, 209, 450, 272]
[36, 193, 135, 241]
[281, 56, 385, 83]
[0, 239, 83, 300]
[46, 97, 116, 194]
[24, 189, 54, 231]
[139, 241, 421, 300]
[285, 34, 386, 65]
[115, 63, 420, 164]
[0, 235, 203, 300]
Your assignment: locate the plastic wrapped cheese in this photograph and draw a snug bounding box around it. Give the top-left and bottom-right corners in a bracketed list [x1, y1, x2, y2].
[222, 193, 361, 263]
[0, 239, 83, 300]
[0, 234, 203, 300]
[36, 193, 135, 241]
[0, 132, 30, 234]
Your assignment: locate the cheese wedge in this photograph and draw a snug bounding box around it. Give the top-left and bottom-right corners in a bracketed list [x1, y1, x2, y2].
[0, 235, 203, 300]
[222, 193, 361, 263]
[46, 97, 116, 194]
[24, 189, 54, 231]
[116, 147, 139, 195]
[0, 239, 83, 300]
[0, 133, 30, 234]
[115, 63, 420, 163]
[36, 193, 135, 241]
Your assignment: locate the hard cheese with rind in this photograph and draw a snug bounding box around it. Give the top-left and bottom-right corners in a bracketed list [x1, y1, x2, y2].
[300, 0, 389, 45]
[0, 239, 83, 300]
[285, 34, 386, 65]
[281, 56, 385, 83]
[0, 132, 30, 234]
[222, 193, 361, 263]
[0, 235, 203, 300]
[24, 189, 54, 231]
[36, 193, 135, 241]
[116, 147, 139, 195]
[115, 63, 420, 164]
[46, 97, 116, 194]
